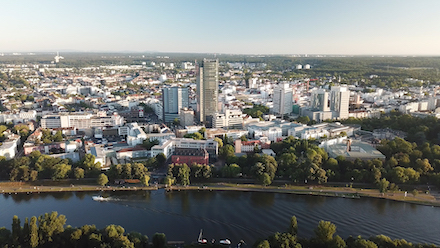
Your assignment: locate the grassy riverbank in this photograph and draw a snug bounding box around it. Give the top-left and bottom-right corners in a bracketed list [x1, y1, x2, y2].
[167, 183, 440, 207]
[1, 180, 438, 207]
[0, 180, 157, 194]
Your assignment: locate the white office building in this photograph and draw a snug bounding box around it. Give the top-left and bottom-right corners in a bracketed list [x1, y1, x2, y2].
[273, 83, 293, 115]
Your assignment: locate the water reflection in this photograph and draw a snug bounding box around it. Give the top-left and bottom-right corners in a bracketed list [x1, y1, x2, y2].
[190, 190, 215, 202]
[180, 191, 190, 213]
[250, 192, 274, 207]
[303, 194, 326, 207]
[1, 190, 439, 246]
[75, 191, 87, 200]
[52, 192, 74, 200]
[372, 198, 386, 214]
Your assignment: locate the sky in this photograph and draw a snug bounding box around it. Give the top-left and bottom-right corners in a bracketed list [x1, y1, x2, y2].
[1, 0, 440, 55]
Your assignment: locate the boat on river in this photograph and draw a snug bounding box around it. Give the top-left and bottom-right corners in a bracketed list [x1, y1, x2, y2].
[92, 196, 111, 201]
[198, 229, 208, 244]
[220, 239, 231, 245]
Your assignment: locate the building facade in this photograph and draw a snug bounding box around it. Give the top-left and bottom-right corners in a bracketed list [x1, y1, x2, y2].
[273, 83, 293, 115]
[162, 87, 189, 123]
[197, 58, 219, 127]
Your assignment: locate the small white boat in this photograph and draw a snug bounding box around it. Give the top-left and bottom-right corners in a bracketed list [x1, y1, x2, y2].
[220, 239, 231, 245]
[198, 229, 208, 244]
[92, 196, 111, 201]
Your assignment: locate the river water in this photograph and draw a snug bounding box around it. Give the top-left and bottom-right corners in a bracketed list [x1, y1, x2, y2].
[0, 189, 439, 245]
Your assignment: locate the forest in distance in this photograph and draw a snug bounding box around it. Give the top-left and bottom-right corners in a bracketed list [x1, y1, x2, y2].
[0, 212, 438, 248]
[1, 53, 440, 86]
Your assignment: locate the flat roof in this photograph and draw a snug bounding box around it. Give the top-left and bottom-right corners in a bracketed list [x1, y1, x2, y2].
[327, 140, 385, 160]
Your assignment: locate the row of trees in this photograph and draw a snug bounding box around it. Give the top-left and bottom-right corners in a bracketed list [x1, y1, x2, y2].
[164, 163, 212, 186]
[0, 152, 102, 181]
[0, 211, 169, 248]
[220, 137, 328, 186]
[218, 132, 440, 187]
[3, 212, 436, 248]
[342, 113, 440, 145]
[256, 215, 437, 248]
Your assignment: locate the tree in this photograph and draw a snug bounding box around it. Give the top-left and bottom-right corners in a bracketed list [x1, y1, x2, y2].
[11, 215, 21, 246]
[37, 212, 66, 245]
[30, 170, 38, 181]
[178, 164, 190, 186]
[288, 216, 298, 236]
[141, 174, 150, 186]
[53, 131, 63, 142]
[412, 189, 419, 197]
[163, 176, 175, 187]
[198, 127, 206, 136]
[52, 164, 71, 180]
[256, 240, 270, 248]
[240, 135, 248, 142]
[74, 167, 85, 179]
[128, 231, 149, 248]
[415, 158, 433, 173]
[214, 137, 223, 148]
[296, 116, 310, 124]
[184, 132, 203, 140]
[220, 145, 235, 160]
[142, 139, 159, 150]
[152, 233, 166, 248]
[81, 154, 101, 177]
[260, 173, 272, 186]
[156, 153, 167, 167]
[221, 164, 241, 178]
[23, 217, 29, 246]
[97, 173, 109, 186]
[314, 220, 336, 244]
[29, 216, 38, 248]
[378, 178, 390, 193]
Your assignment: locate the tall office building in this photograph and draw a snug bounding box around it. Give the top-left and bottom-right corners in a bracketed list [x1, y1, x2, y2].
[197, 58, 219, 127]
[273, 83, 293, 115]
[311, 89, 330, 111]
[162, 87, 189, 123]
[330, 86, 350, 119]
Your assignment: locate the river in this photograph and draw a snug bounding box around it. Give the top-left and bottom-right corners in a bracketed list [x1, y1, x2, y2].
[0, 189, 439, 245]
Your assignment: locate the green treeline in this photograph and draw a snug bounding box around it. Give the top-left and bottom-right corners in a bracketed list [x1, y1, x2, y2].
[217, 113, 440, 189]
[254, 216, 439, 248]
[0, 151, 154, 184]
[0, 212, 151, 248]
[0, 152, 102, 181]
[1, 213, 438, 248]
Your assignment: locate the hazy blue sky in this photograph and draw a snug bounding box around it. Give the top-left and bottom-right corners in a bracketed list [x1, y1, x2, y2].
[1, 0, 439, 55]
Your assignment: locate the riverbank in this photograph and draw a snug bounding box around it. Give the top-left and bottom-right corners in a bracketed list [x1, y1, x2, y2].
[0, 181, 158, 194]
[166, 183, 440, 207]
[1, 180, 439, 207]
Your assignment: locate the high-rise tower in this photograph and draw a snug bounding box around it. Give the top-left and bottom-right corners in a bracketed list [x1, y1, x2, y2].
[330, 86, 350, 119]
[196, 58, 219, 127]
[162, 86, 189, 123]
[273, 83, 293, 115]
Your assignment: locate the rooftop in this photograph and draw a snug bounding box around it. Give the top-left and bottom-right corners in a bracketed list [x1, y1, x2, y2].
[326, 140, 385, 160]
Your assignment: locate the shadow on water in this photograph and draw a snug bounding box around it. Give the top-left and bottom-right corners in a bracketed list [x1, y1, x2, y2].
[51, 191, 74, 200]
[6, 192, 53, 203]
[303, 194, 326, 207]
[220, 190, 243, 200]
[370, 198, 387, 214]
[181, 191, 190, 213]
[75, 191, 88, 200]
[250, 192, 274, 207]
[189, 190, 215, 202]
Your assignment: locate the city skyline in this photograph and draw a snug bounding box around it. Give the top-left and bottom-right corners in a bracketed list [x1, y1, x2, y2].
[1, 0, 440, 55]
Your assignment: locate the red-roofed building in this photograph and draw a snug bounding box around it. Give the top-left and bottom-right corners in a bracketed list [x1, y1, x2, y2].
[171, 148, 209, 165]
